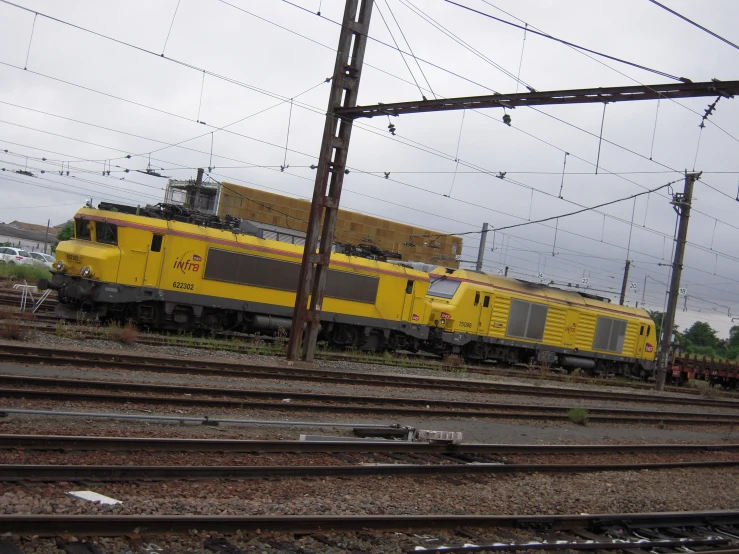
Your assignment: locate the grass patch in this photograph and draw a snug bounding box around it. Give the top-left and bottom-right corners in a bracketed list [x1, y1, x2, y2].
[567, 407, 589, 426]
[689, 378, 718, 398]
[108, 321, 139, 344]
[0, 264, 52, 284]
[0, 319, 23, 340]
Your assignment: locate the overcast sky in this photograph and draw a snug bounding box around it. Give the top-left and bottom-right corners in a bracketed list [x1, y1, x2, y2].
[1, 0, 738, 336]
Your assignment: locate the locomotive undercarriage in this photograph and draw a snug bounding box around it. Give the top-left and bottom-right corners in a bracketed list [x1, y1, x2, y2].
[452, 335, 647, 379]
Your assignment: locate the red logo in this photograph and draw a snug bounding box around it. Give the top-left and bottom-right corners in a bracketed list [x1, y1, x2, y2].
[412, 314, 419, 321]
[173, 251, 200, 274]
[192, 254, 202, 262]
[441, 312, 451, 319]
[645, 343, 654, 352]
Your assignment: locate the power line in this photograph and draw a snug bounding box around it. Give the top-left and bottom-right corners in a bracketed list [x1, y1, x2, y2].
[647, 0, 739, 51]
[373, 1, 426, 99]
[442, 0, 689, 82]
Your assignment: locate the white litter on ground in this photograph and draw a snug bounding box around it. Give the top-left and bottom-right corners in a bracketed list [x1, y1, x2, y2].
[67, 491, 122, 505]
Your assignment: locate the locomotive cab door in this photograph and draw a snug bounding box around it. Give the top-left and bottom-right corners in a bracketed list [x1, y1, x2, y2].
[562, 310, 579, 349]
[401, 279, 415, 321]
[636, 323, 647, 356]
[144, 233, 165, 289]
[477, 294, 492, 335]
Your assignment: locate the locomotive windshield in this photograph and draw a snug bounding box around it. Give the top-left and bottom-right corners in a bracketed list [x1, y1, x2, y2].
[427, 276, 461, 299]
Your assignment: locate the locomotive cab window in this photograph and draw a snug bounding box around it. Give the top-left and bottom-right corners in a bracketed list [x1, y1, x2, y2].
[506, 299, 548, 341]
[151, 234, 163, 253]
[593, 316, 627, 353]
[474, 291, 480, 306]
[483, 295, 490, 308]
[96, 222, 118, 245]
[427, 277, 461, 299]
[405, 280, 413, 294]
[75, 219, 91, 241]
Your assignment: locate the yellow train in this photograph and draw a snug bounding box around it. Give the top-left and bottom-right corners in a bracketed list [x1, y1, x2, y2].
[423, 267, 657, 376]
[43, 203, 430, 351]
[43, 202, 656, 376]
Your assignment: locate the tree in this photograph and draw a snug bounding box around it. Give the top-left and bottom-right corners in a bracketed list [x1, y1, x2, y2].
[682, 321, 719, 349]
[729, 325, 739, 349]
[647, 310, 679, 341]
[52, 223, 74, 254]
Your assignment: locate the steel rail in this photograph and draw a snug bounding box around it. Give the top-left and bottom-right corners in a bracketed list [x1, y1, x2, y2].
[0, 510, 738, 535]
[1, 374, 738, 423]
[4, 434, 739, 454]
[2, 459, 739, 482]
[1, 343, 737, 409]
[1, 396, 736, 425]
[424, 537, 731, 552]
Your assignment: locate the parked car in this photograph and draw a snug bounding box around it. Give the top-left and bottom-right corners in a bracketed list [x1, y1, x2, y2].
[0, 247, 34, 265]
[29, 252, 55, 269]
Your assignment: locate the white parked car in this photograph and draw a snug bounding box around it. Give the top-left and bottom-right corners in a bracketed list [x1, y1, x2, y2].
[29, 252, 55, 269]
[0, 247, 34, 265]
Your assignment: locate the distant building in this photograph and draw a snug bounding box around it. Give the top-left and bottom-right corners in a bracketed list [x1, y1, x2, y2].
[218, 182, 463, 268]
[165, 178, 221, 215]
[0, 220, 67, 253]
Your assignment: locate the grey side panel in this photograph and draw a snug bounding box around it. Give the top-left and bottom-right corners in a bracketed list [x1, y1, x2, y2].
[204, 249, 299, 292]
[325, 271, 378, 304]
[203, 247, 379, 304]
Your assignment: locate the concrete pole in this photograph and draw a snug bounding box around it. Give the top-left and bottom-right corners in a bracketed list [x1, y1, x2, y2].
[43, 219, 50, 254]
[619, 260, 631, 305]
[475, 222, 489, 272]
[656, 171, 700, 391]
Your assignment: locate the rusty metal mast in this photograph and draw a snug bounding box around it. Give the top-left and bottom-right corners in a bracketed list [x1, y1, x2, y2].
[286, 0, 374, 361]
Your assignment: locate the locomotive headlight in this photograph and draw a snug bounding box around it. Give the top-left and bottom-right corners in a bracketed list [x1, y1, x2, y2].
[54, 261, 66, 272]
[80, 266, 92, 277]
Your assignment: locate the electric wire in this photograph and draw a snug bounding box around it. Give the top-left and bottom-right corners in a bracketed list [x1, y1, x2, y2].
[647, 0, 739, 52]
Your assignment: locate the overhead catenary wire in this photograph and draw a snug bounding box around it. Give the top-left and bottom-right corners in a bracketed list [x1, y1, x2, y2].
[161, 0, 182, 56]
[374, 1, 427, 100]
[442, 0, 688, 82]
[383, 0, 436, 99]
[647, 0, 739, 52]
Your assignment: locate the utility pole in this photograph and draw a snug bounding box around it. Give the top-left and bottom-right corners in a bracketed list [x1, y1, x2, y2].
[287, 0, 373, 362]
[193, 168, 204, 211]
[656, 171, 700, 391]
[43, 219, 50, 254]
[475, 222, 489, 272]
[619, 260, 631, 305]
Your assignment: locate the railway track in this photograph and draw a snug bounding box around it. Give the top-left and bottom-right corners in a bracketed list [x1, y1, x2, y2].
[3, 459, 738, 482]
[0, 510, 737, 549]
[5, 434, 739, 454]
[3, 433, 739, 481]
[1, 342, 737, 410]
[1, 374, 738, 424]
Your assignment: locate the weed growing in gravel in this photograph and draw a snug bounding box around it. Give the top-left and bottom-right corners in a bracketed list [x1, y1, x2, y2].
[109, 321, 139, 344]
[0, 318, 23, 340]
[567, 407, 589, 426]
[689, 379, 718, 398]
[657, 421, 666, 430]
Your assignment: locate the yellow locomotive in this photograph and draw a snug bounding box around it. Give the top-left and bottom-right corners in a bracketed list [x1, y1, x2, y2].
[44, 202, 656, 376]
[423, 267, 657, 376]
[43, 203, 430, 351]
